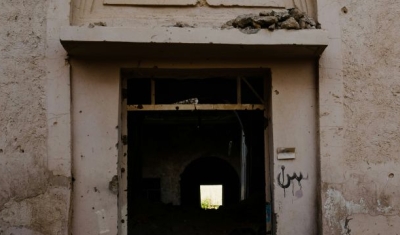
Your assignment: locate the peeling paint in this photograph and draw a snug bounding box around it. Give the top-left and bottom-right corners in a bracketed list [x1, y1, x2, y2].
[377, 199, 392, 214]
[324, 189, 368, 234]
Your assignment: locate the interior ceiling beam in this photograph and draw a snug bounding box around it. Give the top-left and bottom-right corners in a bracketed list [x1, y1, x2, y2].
[127, 104, 265, 111]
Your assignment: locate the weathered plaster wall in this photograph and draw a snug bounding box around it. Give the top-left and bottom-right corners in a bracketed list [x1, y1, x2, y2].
[0, 0, 48, 208]
[70, 60, 120, 235]
[70, 0, 317, 28]
[319, 0, 400, 234]
[2, 0, 397, 233]
[70, 58, 318, 234]
[271, 60, 318, 234]
[0, 0, 71, 234]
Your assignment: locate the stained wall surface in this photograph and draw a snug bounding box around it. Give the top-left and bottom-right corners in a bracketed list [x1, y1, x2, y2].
[70, 60, 120, 235]
[318, 0, 400, 234]
[0, 0, 71, 235]
[271, 60, 318, 234]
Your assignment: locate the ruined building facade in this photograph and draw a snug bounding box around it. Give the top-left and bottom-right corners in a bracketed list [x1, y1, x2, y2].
[0, 0, 399, 234]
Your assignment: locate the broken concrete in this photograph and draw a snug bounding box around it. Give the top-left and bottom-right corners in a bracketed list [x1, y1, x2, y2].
[232, 14, 257, 28]
[88, 22, 107, 28]
[288, 8, 304, 21]
[173, 21, 196, 28]
[252, 16, 278, 27]
[223, 8, 319, 33]
[109, 175, 119, 195]
[281, 17, 300, 30]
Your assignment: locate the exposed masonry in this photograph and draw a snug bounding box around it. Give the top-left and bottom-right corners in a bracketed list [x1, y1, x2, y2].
[222, 8, 321, 34]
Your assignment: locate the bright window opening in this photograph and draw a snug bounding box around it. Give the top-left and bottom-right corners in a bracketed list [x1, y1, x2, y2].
[200, 185, 223, 209]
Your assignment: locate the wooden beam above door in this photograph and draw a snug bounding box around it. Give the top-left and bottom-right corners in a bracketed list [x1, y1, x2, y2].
[127, 104, 265, 111]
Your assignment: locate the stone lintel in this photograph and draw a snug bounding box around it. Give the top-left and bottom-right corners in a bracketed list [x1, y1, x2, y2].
[60, 26, 328, 59]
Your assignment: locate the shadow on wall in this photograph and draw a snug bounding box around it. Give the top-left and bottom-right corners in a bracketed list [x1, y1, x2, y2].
[180, 157, 240, 208]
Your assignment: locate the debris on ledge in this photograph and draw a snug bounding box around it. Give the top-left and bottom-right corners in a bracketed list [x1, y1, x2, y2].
[88, 22, 107, 28]
[222, 8, 321, 34]
[173, 21, 196, 28]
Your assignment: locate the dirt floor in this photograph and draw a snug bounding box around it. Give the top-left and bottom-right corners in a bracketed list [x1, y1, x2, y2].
[129, 194, 268, 235]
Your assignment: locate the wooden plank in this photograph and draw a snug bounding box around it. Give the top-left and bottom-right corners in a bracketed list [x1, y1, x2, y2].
[151, 79, 155, 104]
[127, 104, 265, 111]
[121, 68, 271, 79]
[237, 77, 241, 104]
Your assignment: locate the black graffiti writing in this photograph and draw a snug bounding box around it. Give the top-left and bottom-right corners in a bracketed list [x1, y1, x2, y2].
[277, 165, 308, 197]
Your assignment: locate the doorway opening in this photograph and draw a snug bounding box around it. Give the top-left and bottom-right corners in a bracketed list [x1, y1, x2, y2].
[123, 69, 271, 235]
[200, 185, 223, 209]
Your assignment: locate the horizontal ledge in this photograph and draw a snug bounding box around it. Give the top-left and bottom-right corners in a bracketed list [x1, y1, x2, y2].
[104, 0, 284, 7]
[61, 26, 328, 46]
[104, 0, 197, 6]
[60, 26, 328, 58]
[128, 104, 265, 111]
[207, 0, 284, 7]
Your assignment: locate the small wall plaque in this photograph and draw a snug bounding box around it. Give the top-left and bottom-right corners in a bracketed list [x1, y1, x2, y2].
[277, 147, 296, 160]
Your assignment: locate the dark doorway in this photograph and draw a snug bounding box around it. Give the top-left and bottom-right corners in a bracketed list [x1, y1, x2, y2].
[125, 72, 269, 235]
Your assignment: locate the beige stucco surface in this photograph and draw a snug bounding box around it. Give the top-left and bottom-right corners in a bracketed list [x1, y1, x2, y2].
[1, 0, 400, 234]
[70, 60, 120, 235]
[271, 60, 318, 234]
[318, 0, 400, 234]
[0, 0, 71, 235]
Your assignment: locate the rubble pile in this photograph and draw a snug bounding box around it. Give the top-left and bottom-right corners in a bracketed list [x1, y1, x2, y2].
[222, 8, 321, 34]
